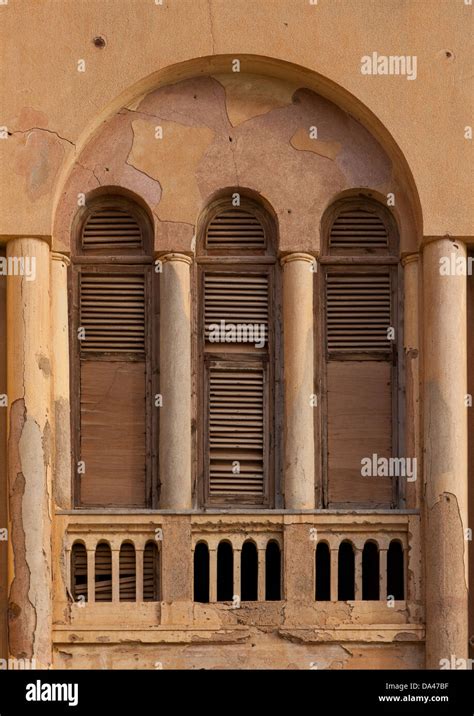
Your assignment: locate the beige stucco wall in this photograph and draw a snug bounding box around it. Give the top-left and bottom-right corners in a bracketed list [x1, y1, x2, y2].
[1, 0, 473, 242]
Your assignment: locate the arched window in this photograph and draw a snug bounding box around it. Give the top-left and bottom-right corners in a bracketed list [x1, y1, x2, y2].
[193, 542, 210, 603]
[72, 195, 156, 508]
[241, 541, 258, 601]
[95, 541, 112, 602]
[217, 541, 234, 601]
[315, 542, 330, 601]
[119, 541, 136, 602]
[322, 197, 399, 508]
[362, 541, 380, 600]
[197, 195, 279, 507]
[338, 540, 355, 600]
[265, 540, 281, 601]
[143, 541, 160, 602]
[387, 539, 405, 600]
[71, 542, 87, 602]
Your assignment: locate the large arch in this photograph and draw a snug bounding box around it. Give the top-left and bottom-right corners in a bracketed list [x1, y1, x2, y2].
[53, 56, 421, 256]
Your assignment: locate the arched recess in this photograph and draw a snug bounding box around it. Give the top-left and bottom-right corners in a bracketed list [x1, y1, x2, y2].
[53, 56, 421, 259]
[51, 57, 422, 515]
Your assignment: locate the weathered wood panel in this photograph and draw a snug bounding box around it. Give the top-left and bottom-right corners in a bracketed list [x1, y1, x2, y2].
[327, 361, 392, 507]
[79, 361, 146, 506]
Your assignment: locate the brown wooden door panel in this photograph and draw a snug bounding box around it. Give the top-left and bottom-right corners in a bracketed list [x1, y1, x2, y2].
[79, 360, 146, 506]
[327, 361, 393, 507]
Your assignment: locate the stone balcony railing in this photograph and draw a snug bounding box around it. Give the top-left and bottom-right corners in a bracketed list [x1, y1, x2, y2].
[52, 511, 423, 649]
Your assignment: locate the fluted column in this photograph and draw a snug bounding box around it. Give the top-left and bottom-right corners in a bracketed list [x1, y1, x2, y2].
[281, 253, 315, 509]
[6, 238, 52, 668]
[159, 254, 192, 509]
[51, 252, 72, 509]
[423, 237, 469, 667]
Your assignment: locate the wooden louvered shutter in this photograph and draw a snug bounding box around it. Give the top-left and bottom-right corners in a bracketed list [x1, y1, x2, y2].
[204, 273, 269, 344]
[329, 208, 389, 253]
[78, 267, 148, 507]
[81, 206, 144, 253]
[326, 273, 392, 354]
[206, 209, 267, 251]
[325, 239, 395, 508]
[207, 362, 266, 499]
[202, 265, 272, 505]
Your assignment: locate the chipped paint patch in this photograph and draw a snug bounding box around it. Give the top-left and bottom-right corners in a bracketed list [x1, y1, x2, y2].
[128, 119, 214, 224]
[215, 74, 296, 126]
[290, 128, 341, 160]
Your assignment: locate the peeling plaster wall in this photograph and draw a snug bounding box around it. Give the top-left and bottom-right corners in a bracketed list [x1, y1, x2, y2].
[53, 639, 424, 671]
[54, 74, 416, 256]
[0, 0, 472, 239]
[6, 239, 53, 668]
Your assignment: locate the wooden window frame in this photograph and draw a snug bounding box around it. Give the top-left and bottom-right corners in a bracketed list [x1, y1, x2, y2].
[70, 196, 158, 509]
[73, 195, 153, 259]
[318, 198, 403, 509]
[195, 196, 281, 509]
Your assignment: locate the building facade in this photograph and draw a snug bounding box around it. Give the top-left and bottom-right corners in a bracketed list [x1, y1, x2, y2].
[0, 0, 473, 670]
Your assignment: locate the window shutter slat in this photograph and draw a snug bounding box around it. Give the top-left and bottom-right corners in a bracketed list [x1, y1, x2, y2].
[329, 209, 388, 251]
[326, 273, 391, 352]
[82, 208, 143, 250]
[206, 209, 266, 250]
[208, 365, 265, 499]
[80, 274, 145, 354]
[204, 273, 268, 345]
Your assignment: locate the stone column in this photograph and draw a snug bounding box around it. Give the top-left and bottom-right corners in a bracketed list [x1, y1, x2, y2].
[379, 548, 388, 601]
[281, 253, 315, 509]
[0, 253, 7, 660]
[6, 238, 52, 668]
[403, 255, 421, 509]
[354, 548, 363, 600]
[423, 238, 469, 667]
[51, 252, 72, 509]
[209, 548, 218, 603]
[159, 254, 192, 509]
[233, 548, 241, 601]
[330, 548, 338, 601]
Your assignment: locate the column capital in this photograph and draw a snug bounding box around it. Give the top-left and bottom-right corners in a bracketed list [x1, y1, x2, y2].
[159, 253, 193, 266]
[51, 251, 71, 266]
[401, 253, 419, 267]
[280, 252, 317, 266]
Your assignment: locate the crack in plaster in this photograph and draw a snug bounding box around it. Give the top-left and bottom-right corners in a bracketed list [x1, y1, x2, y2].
[76, 162, 101, 187]
[10, 127, 75, 148]
[207, 0, 216, 55]
[125, 157, 160, 185]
